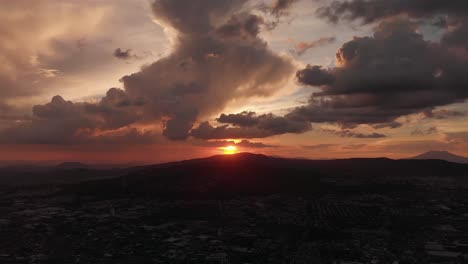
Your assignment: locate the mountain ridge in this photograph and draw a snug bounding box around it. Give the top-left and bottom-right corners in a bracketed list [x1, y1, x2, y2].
[410, 151, 468, 164]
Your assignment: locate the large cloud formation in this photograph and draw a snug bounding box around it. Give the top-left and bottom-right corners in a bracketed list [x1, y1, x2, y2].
[121, 0, 294, 140]
[1, 0, 294, 144]
[197, 1, 468, 139]
[291, 0, 468, 127]
[291, 17, 468, 128]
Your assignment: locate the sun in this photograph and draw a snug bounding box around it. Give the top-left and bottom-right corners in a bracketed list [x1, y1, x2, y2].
[221, 145, 238, 155]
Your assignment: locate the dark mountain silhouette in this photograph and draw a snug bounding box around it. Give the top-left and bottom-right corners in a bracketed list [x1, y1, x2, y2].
[55, 162, 90, 170]
[62, 152, 468, 198]
[410, 151, 468, 164]
[2, 152, 468, 190]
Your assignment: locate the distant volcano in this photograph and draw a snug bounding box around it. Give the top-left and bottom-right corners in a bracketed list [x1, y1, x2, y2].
[410, 151, 468, 164]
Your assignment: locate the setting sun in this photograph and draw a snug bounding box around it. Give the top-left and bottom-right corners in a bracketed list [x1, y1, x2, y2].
[221, 145, 238, 155]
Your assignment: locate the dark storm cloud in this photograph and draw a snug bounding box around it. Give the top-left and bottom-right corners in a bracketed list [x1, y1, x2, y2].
[296, 65, 334, 86]
[317, 0, 468, 50]
[317, 0, 468, 24]
[291, 18, 468, 127]
[1, 0, 294, 144]
[291, 37, 336, 56]
[191, 111, 311, 139]
[423, 109, 465, 119]
[194, 139, 276, 148]
[441, 17, 468, 49]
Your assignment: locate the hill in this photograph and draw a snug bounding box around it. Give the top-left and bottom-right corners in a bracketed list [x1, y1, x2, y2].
[410, 151, 468, 164]
[63, 152, 468, 198]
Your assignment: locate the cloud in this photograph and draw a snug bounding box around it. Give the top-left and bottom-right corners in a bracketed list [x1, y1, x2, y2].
[338, 130, 387, 139]
[0, 88, 149, 144]
[411, 126, 438, 136]
[317, 0, 468, 24]
[271, 0, 298, 18]
[2, 0, 295, 144]
[323, 128, 387, 138]
[296, 65, 334, 86]
[341, 144, 366, 150]
[120, 0, 294, 140]
[191, 111, 311, 139]
[444, 131, 468, 143]
[302, 144, 337, 150]
[371, 122, 403, 129]
[113, 48, 133, 60]
[113, 48, 148, 61]
[377, 140, 454, 155]
[194, 139, 276, 148]
[423, 109, 465, 119]
[291, 18, 468, 127]
[0, 0, 108, 117]
[291, 37, 336, 56]
[317, 0, 468, 51]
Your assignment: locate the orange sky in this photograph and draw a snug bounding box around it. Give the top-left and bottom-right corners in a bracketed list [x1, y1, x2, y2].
[0, 0, 467, 163]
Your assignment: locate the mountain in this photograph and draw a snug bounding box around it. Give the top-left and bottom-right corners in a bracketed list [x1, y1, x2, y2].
[63, 152, 468, 198]
[2, 152, 468, 189]
[410, 151, 468, 164]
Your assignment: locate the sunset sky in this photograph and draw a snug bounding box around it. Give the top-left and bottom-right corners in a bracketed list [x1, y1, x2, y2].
[1, 0, 468, 163]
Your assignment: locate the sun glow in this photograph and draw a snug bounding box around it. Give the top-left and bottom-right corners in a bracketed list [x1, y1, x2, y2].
[221, 145, 238, 155]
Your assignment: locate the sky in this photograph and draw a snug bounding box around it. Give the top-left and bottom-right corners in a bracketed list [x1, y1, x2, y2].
[1, 0, 468, 164]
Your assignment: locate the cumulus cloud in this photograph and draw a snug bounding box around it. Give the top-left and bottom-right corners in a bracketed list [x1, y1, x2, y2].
[191, 111, 311, 139]
[0, 89, 150, 144]
[291, 37, 336, 56]
[120, 0, 294, 140]
[291, 18, 468, 127]
[1, 0, 295, 144]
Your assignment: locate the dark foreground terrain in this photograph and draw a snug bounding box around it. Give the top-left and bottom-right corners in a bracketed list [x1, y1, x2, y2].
[1, 153, 468, 263]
